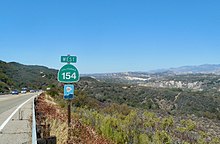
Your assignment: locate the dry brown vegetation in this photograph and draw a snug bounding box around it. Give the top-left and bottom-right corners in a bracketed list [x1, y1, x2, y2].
[36, 93, 112, 144]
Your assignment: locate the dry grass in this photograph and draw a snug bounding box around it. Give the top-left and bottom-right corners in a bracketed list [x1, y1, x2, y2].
[36, 93, 112, 144]
[46, 119, 68, 144]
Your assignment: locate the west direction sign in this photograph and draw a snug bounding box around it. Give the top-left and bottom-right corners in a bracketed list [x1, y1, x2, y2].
[64, 84, 74, 99]
[61, 56, 77, 63]
[57, 64, 80, 83]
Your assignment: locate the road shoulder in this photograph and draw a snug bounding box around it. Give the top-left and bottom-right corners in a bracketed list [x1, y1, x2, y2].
[0, 98, 33, 144]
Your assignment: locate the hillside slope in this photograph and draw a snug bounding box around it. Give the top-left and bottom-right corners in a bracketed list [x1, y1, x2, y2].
[76, 77, 220, 120]
[45, 79, 220, 144]
[0, 60, 58, 92]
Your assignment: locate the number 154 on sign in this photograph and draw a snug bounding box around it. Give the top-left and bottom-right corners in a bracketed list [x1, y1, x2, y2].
[57, 64, 80, 83]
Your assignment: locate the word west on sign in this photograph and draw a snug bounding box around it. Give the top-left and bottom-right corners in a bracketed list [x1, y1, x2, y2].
[61, 56, 77, 63]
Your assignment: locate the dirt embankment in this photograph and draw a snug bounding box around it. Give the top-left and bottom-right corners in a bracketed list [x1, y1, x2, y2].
[35, 93, 112, 144]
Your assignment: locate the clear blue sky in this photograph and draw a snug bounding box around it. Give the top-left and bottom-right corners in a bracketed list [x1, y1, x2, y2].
[0, 0, 220, 73]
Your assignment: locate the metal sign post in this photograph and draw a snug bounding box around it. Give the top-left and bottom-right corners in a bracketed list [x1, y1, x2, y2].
[57, 55, 80, 143]
[68, 100, 71, 127]
[64, 84, 74, 127]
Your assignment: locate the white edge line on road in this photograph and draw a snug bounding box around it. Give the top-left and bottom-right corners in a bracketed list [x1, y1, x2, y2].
[0, 95, 36, 132]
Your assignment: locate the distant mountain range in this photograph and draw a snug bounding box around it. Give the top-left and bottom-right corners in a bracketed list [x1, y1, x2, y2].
[150, 64, 220, 74]
[85, 64, 220, 76]
[84, 64, 220, 85]
[2, 59, 220, 93]
[84, 64, 220, 77]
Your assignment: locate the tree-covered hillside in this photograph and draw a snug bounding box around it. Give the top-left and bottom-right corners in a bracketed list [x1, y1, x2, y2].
[45, 77, 220, 143]
[76, 77, 220, 120]
[0, 60, 58, 93]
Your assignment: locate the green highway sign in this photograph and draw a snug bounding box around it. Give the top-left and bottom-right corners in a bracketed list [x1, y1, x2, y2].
[61, 56, 77, 63]
[57, 64, 80, 83]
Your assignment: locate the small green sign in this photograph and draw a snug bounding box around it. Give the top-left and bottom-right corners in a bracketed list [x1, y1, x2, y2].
[61, 56, 77, 63]
[57, 64, 80, 83]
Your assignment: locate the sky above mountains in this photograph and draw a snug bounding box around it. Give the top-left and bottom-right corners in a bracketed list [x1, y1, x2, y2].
[0, 0, 220, 73]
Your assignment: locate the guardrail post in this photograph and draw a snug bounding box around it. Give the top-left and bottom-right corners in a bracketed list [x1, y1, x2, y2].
[35, 92, 57, 144]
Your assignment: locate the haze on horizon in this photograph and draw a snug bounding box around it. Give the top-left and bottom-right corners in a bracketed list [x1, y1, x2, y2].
[0, 0, 220, 73]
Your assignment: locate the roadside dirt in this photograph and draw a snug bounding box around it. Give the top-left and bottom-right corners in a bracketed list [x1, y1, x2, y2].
[35, 93, 112, 144]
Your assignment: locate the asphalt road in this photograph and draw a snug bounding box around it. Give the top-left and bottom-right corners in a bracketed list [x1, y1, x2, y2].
[0, 93, 36, 114]
[0, 93, 39, 144]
